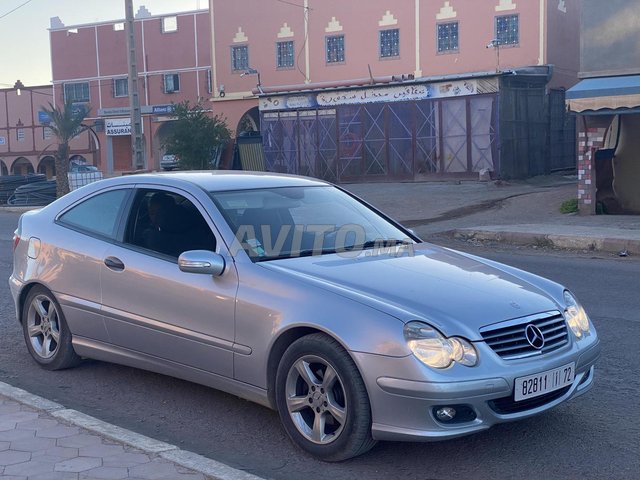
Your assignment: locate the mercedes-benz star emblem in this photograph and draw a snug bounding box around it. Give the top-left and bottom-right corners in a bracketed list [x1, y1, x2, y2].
[525, 324, 545, 349]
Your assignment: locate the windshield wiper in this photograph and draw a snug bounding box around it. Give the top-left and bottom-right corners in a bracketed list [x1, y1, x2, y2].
[345, 239, 410, 251]
[255, 240, 411, 262]
[255, 247, 339, 262]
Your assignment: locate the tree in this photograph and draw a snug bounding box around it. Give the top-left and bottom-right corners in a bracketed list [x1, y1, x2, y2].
[163, 101, 231, 170]
[41, 98, 89, 197]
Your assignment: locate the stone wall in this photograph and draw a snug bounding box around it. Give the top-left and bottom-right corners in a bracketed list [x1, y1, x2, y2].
[577, 125, 606, 215]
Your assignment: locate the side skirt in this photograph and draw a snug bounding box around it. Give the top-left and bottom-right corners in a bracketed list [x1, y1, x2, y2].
[72, 336, 273, 409]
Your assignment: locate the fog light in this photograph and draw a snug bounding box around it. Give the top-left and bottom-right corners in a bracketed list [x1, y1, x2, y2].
[435, 407, 457, 422]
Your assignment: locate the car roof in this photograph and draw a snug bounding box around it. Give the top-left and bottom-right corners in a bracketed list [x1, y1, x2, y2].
[91, 171, 331, 192]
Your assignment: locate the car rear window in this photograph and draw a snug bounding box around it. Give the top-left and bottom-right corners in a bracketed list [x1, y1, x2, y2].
[58, 189, 129, 239]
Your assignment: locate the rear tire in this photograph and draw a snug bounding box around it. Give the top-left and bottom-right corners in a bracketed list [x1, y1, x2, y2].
[275, 333, 376, 461]
[22, 286, 81, 370]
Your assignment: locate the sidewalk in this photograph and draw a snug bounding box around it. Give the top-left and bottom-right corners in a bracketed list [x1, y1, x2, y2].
[0, 383, 261, 480]
[345, 176, 640, 255]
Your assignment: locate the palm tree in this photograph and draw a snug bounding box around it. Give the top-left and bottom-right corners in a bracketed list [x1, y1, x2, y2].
[41, 98, 89, 197]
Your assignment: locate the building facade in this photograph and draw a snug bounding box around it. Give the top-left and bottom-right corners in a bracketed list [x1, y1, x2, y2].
[0, 84, 95, 178]
[209, 0, 580, 181]
[567, 0, 640, 214]
[49, 6, 212, 173]
[47, 1, 581, 181]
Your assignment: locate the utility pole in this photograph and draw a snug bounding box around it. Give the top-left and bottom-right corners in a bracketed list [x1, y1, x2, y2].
[125, 0, 145, 170]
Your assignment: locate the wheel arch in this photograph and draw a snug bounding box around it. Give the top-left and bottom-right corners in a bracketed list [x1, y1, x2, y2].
[17, 281, 43, 324]
[266, 326, 361, 409]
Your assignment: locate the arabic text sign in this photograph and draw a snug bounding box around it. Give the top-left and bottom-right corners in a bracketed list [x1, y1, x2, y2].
[259, 78, 493, 111]
[317, 84, 431, 107]
[105, 118, 132, 136]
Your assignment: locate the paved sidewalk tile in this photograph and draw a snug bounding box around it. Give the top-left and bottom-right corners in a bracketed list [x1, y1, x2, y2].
[0, 396, 211, 479]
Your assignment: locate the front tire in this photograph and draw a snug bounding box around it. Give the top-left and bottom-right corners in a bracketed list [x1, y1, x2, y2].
[275, 333, 376, 461]
[22, 286, 81, 370]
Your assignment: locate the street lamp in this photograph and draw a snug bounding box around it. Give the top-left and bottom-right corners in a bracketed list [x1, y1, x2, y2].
[485, 39, 501, 73]
[241, 68, 263, 94]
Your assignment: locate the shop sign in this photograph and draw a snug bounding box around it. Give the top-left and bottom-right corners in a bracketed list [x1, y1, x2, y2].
[38, 111, 52, 124]
[151, 104, 175, 114]
[105, 118, 132, 136]
[259, 78, 499, 111]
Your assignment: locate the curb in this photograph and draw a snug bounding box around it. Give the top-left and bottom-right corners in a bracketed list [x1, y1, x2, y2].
[0, 206, 41, 213]
[0, 381, 265, 480]
[453, 228, 640, 255]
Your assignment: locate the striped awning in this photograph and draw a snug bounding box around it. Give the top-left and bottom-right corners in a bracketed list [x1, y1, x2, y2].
[566, 75, 640, 113]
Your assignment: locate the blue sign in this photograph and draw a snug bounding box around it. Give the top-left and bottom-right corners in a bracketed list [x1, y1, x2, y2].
[152, 104, 175, 114]
[38, 111, 52, 124]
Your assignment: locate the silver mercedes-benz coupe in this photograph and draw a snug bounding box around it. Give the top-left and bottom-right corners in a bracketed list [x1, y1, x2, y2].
[10, 172, 600, 461]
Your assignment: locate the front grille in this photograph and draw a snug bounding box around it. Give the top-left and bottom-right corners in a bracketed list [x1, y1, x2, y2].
[488, 385, 571, 414]
[480, 311, 569, 360]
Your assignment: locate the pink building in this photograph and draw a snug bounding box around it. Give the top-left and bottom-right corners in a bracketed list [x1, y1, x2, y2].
[210, 0, 581, 180]
[49, 6, 212, 173]
[47, 1, 580, 181]
[0, 83, 94, 178]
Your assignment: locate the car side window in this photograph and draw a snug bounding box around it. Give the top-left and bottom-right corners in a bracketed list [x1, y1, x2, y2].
[124, 189, 217, 259]
[58, 189, 129, 239]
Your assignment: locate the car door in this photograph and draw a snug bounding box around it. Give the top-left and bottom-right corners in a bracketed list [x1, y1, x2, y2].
[99, 186, 238, 378]
[53, 186, 132, 343]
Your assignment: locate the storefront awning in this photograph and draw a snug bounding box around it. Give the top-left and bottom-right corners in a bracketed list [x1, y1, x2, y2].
[566, 75, 640, 113]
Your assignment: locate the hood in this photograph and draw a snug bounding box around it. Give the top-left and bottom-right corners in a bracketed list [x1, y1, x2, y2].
[261, 244, 561, 340]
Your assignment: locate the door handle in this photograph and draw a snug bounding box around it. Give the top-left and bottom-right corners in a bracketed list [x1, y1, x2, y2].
[104, 256, 125, 271]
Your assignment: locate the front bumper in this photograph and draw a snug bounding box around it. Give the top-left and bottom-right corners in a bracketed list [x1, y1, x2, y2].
[353, 337, 601, 442]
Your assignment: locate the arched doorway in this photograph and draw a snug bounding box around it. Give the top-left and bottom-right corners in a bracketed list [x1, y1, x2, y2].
[0, 160, 8, 176]
[38, 156, 56, 179]
[153, 121, 178, 170]
[11, 157, 34, 175]
[69, 155, 87, 167]
[236, 106, 260, 134]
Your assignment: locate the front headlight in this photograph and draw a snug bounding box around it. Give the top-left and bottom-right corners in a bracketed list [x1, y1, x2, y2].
[563, 290, 591, 339]
[404, 321, 478, 369]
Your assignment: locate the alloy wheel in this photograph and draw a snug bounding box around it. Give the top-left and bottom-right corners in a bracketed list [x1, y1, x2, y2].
[285, 355, 347, 445]
[26, 294, 61, 360]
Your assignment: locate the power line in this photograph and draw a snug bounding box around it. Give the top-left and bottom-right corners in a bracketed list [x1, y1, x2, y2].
[270, 0, 311, 80]
[295, 3, 309, 80]
[0, 0, 34, 20]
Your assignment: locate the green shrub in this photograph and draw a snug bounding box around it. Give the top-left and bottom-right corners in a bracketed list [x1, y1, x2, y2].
[560, 198, 579, 214]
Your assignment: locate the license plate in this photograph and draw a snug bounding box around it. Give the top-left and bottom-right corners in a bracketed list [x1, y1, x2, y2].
[514, 363, 575, 401]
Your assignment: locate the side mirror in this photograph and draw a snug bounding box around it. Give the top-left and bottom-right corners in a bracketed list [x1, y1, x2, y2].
[178, 250, 226, 276]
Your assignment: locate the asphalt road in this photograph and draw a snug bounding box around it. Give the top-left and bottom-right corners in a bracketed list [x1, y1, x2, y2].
[1, 210, 639, 480]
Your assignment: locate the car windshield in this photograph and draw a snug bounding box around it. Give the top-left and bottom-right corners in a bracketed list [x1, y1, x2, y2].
[210, 186, 414, 261]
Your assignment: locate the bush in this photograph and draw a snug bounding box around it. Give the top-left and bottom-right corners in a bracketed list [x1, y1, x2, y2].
[163, 101, 231, 170]
[560, 198, 578, 214]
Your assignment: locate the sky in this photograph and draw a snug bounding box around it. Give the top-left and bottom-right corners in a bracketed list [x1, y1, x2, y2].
[0, 0, 203, 88]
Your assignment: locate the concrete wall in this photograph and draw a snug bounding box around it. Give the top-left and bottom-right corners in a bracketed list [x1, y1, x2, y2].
[580, 0, 640, 77]
[546, 0, 581, 89]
